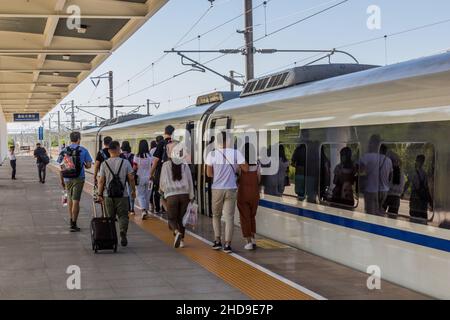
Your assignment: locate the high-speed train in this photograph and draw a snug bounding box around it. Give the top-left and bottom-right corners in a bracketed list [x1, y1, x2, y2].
[82, 52, 450, 299]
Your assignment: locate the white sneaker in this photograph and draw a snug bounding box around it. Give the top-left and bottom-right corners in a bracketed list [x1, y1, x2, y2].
[251, 238, 257, 249]
[179, 240, 185, 248]
[244, 242, 254, 250]
[174, 231, 182, 248]
[141, 211, 149, 220]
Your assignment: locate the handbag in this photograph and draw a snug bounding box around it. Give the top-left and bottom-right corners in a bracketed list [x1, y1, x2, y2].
[183, 202, 198, 228]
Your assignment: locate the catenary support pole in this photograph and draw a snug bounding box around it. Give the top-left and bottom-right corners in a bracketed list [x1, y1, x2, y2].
[244, 0, 255, 81]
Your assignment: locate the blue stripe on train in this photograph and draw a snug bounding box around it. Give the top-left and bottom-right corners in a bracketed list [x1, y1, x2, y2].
[259, 199, 450, 253]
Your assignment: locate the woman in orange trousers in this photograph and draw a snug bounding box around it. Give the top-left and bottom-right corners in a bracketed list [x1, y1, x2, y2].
[237, 143, 261, 250]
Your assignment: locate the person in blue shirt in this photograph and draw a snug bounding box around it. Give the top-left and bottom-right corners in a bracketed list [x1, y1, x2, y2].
[57, 131, 93, 232]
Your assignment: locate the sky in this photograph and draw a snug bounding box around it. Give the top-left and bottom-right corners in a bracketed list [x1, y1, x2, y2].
[7, 0, 450, 133]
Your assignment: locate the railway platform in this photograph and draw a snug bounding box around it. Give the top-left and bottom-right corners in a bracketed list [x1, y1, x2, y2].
[0, 155, 431, 300]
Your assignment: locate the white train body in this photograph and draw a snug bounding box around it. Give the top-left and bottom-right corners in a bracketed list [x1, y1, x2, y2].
[82, 52, 450, 298]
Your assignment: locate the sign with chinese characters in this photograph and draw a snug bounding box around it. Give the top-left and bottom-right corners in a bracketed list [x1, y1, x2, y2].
[13, 113, 40, 122]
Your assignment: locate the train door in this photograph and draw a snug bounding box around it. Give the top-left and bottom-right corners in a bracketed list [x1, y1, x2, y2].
[200, 117, 232, 217]
[185, 121, 198, 201]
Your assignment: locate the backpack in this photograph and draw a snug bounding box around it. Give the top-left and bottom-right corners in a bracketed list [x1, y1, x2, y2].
[61, 146, 82, 179]
[120, 152, 134, 165]
[100, 149, 109, 161]
[40, 154, 50, 165]
[105, 159, 125, 198]
[154, 140, 171, 184]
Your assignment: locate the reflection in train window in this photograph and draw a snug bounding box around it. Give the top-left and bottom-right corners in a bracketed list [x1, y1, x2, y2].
[320, 143, 359, 208]
[262, 144, 291, 197]
[291, 144, 307, 199]
[129, 138, 138, 154]
[381, 143, 434, 224]
[261, 125, 300, 198]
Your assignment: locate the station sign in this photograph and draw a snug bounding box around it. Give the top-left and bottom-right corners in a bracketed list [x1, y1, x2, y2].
[38, 127, 44, 141]
[13, 113, 40, 122]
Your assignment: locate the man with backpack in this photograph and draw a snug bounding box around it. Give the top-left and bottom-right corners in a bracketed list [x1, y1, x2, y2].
[94, 136, 112, 186]
[33, 142, 50, 184]
[97, 141, 136, 247]
[150, 126, 174, 214]
[58, 132, 93, 232]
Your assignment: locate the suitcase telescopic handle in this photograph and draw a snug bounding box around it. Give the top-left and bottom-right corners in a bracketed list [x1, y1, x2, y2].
[100, 202, 106, 218]
[92, 201, 106, 218]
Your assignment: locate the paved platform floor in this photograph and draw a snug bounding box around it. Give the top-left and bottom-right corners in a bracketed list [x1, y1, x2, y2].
[192, 219, 431, 299]
[0, 156, 248, 300]
[0, 155, 431, 300]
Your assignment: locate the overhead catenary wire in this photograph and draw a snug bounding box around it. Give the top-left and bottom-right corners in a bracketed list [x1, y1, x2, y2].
[164, 84, 230, 104]
[262, 0, 340, 26]
[175, 0, 273, 49]
[86, 1, 450, 113]
[86, 84, 99, 105]
[115, 4, 214, 88]
[339, 17, 450, 50]
[251, 0, 349, 45]
[113, 0, 352, 105]
[207, 0, 344, 47]
[205, 0, 352, 62]
[82, 3, 217, 106]
[84, 0, 274, 108]
[115, 69, 195, 103]
[260, 15, 450, 76]
[211, 30, 238, 49]
[201, 0, 353, 77]
[113, 51, 236, 104]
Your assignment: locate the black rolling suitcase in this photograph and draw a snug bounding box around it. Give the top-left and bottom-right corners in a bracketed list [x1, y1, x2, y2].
[91, 201, 118, 253]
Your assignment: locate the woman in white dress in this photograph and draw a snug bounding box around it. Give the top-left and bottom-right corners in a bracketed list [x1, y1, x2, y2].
[133, 140, 153, 219]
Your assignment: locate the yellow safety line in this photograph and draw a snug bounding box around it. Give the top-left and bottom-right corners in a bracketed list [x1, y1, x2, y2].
[132, 216, 313, 300]
[49, 164, 313, 300]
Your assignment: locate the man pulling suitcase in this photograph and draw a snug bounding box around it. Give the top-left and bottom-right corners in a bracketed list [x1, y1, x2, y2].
[97, 141, 136, 248]
[91, 201, 118, 253]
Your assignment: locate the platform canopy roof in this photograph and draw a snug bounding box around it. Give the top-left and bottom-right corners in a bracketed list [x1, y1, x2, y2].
[0, 0, 168, 122]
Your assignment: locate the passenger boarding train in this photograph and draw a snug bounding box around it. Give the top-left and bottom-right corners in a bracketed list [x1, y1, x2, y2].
[82, 52, 450, 299]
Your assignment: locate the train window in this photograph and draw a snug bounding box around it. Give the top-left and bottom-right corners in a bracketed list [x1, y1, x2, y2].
[261, 126, 300, 198]
[207, 117, 230, 146]
[212, 117, 228, 131]
[261, 143, 293, 197]
[379, 143, 435, 224]
[320, 143, 359, 208]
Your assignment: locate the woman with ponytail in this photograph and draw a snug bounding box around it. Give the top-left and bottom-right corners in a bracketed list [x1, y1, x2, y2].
[159, 142, 194, 248]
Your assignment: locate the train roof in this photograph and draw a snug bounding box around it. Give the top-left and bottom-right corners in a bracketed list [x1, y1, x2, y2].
[213, 51, 450, 128]
[82, 103, 213, 136]
[83, 51, 450, 135]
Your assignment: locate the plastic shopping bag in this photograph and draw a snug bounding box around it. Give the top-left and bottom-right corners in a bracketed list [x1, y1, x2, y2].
[183, 202, 198, 228]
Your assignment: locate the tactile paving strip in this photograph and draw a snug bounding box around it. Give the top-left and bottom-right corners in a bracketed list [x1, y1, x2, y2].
[132, 216, 314, 300]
